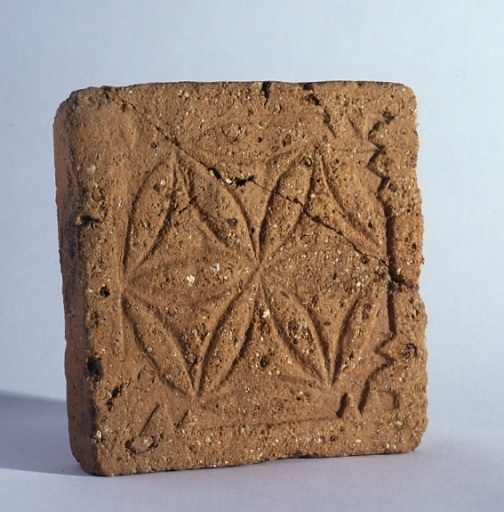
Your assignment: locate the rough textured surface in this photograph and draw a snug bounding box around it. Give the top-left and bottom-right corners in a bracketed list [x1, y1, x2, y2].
[54, 81, 427, 476]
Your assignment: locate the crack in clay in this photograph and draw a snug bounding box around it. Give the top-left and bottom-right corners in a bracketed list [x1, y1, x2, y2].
[175, 196, 196, 216]
[300, 82, 403, 287]
[114, 89, 406, 287]
[299, 84, 403, 288]
[249, 178, 392, 275]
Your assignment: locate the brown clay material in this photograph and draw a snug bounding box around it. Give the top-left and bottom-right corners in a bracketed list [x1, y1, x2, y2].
[54, 81, 427, 476]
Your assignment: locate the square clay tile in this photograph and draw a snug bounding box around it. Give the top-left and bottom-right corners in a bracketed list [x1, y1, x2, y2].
[54, 81, 427, 475]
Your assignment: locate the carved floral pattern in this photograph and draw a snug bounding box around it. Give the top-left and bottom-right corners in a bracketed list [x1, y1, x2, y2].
[119, 140, 393, 417]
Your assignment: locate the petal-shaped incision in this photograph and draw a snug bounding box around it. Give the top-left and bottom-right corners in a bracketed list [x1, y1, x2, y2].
[330, 294, 360, 383]
[186, 159, 256, 260]
[129, 259, 243, 317]
[123, 156, 176, 275]
[196, 288, 256, 395]
[331, 290, 391, 404]
[319, 151, 385, 258]
[267, 287, 329, 385]
[122, 294, 193, 396]
[259, 152, 313, 260]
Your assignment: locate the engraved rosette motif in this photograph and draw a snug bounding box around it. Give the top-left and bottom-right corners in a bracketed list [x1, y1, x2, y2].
[117, 105, 398, 431]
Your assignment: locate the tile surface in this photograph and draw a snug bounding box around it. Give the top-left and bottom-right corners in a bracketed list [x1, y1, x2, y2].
[54, 81, 426, 475]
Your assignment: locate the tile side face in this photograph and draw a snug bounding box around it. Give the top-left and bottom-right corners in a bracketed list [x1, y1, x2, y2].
[55, 81, 427, 475]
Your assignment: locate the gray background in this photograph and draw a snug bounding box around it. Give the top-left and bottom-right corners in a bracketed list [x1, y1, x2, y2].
[1, 1, 503, 510]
